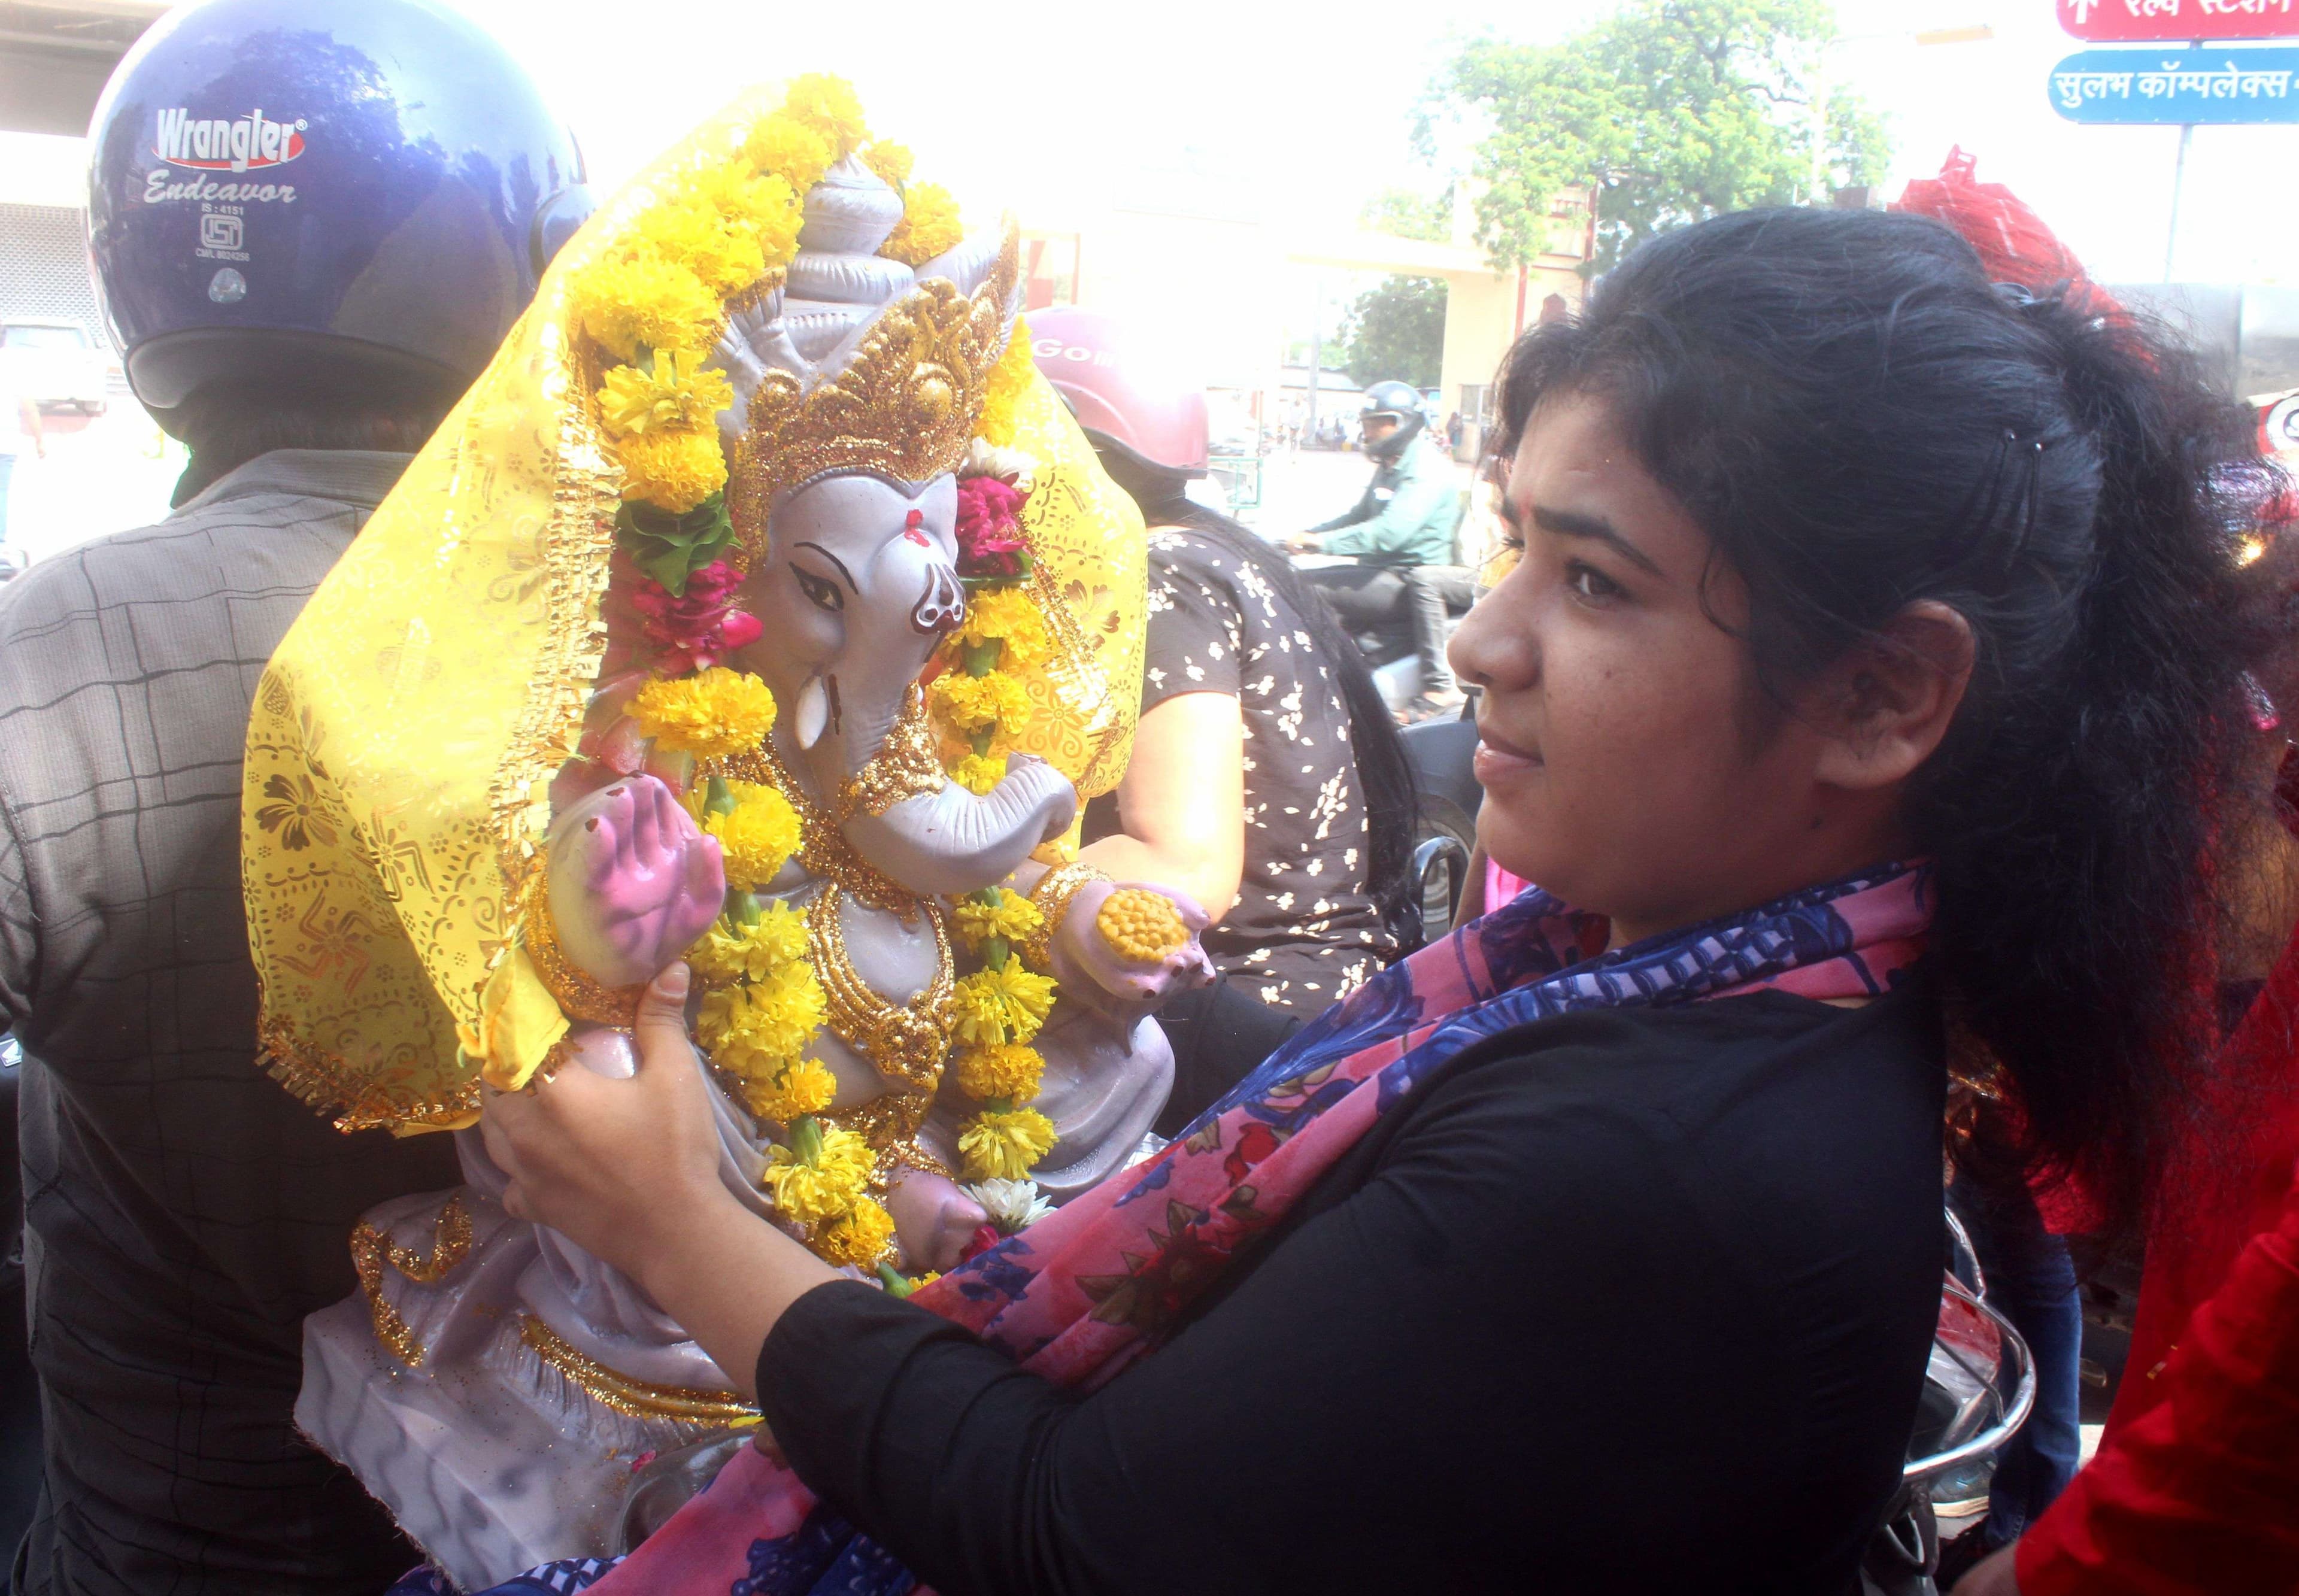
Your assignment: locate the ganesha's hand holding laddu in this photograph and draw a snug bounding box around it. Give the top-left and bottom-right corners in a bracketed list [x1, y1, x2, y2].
[1030, 867, 1217, 1023]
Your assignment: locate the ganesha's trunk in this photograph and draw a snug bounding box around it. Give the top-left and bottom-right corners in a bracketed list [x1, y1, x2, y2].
[843, 764, 1078, 898]
[830, 684, 903, 781]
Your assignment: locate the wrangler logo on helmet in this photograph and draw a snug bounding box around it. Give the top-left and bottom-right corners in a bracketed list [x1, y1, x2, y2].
[154, 108, 307, 174]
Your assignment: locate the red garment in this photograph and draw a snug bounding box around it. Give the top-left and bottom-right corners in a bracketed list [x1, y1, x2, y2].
[2014, 1155, 2299, 1594]
[2015, 927, 2299, 1595]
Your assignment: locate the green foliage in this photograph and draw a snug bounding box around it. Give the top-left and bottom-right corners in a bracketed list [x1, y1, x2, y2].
[1428, 0, 1893, 274]
[1360, 187, 1452, 243]
[1334, 275, 1448, 390]
[616, 493, 734, 594]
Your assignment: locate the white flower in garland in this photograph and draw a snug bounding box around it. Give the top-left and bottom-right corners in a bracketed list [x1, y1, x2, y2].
[965, 1177, 1053, 1234]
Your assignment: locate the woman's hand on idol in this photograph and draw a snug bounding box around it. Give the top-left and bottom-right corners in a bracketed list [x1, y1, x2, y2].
[1053, 879, 1217, 1021]
[481, 965, 733, 1288]
[547, 775, 726, 988]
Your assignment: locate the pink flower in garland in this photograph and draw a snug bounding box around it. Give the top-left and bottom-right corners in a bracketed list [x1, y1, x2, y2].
[954, 476, 1030, 578]
[626, 559, 763, 674]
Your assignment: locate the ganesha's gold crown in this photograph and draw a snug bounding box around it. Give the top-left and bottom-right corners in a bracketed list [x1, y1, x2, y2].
[729, 226, 1021, 553]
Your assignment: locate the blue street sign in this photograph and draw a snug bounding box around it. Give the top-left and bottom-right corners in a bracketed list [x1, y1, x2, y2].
[2051, 46, 2299, 121]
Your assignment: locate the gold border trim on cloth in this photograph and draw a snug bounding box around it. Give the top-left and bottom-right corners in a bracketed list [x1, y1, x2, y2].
[518, 1316, 761, 1425]
[352, 1193, 475, 1367]
[262, 1017, 484, 1136]
[486, 325, 621, 903]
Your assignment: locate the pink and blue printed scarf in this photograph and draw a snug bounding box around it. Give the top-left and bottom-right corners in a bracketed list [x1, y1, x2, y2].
[413, 860, 1933, 1596]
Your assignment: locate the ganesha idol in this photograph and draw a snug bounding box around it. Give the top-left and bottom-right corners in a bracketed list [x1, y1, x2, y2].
[239, 80, 1209, 1589]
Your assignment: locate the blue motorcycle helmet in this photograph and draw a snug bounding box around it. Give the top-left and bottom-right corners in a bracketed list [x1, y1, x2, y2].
[86, 0, 593, 431]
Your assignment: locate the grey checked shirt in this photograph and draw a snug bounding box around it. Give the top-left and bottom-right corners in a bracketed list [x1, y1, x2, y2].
[0, 451, 461, 1594]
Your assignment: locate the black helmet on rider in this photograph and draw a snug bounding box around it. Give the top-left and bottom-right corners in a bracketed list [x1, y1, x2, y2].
[1358, 379, 1426, 463]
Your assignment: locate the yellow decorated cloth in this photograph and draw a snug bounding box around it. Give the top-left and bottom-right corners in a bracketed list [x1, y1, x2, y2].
[243, 87, 1146, 1134]
[981, 357, 1148, 809]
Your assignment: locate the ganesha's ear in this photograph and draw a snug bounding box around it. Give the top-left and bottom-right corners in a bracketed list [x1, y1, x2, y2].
[710, 289, 810, 459]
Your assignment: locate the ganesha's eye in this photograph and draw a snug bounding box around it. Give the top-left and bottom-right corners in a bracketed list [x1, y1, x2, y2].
[791, 565, 845, 614]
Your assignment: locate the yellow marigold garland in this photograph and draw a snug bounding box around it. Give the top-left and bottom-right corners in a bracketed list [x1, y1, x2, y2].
[951, 887, 1042, 953]
[574, 255, 723, 367]
[975, 315, 1038, 449]
[953, 1042, 1045, 1102]
[686, 897, 809, 985]
[598, 351, 733, 440]
[929, 670, 1031, 745]
[950, 751, 1006, 796]
[923, 427, 1079, 1188]
[741, 1055, 838, 1124]
[955, 586, 1048, 669]
[763, 1122, 874, 1224]
[630, 667, 777, 759]
[959, 1105, 1058, 1183]
[614, 427, 727, 513]
[696, 964, 826, 1074]
[952, 961, 1057, 1048]
[636, 201, 770, 297]
[686, 163, 800, 241]
[742, 114, 835, 195]
[574, 74, 899, 524]
[812, 1196, 897, 1269]
[881, 181, 963, 268]
[697, 778, 801, 891]
[861, 138, 914, 188]
[781, 72, 869, 157]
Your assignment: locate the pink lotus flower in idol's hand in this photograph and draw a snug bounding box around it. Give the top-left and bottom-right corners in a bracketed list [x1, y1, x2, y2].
[955, 477, 1029, 578]
[627, 560, 764, 673]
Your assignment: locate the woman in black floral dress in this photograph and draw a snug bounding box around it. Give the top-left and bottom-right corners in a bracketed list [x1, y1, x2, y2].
[1029, 311, 1416, 1130]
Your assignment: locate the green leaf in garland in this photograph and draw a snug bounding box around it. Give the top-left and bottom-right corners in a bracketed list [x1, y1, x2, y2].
[615, 492, 735, 596]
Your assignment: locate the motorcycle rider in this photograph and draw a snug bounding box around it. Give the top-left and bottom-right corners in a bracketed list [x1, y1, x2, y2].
[1285, 380, 1474, 717]
[0, 2, 589, 1589]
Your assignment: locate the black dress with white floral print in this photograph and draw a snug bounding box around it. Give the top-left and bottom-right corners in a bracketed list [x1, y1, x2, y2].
[1137, 526, 1397, 1014]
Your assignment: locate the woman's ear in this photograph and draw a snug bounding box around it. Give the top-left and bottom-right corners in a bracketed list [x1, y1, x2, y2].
[1809, 600, 1976, 794]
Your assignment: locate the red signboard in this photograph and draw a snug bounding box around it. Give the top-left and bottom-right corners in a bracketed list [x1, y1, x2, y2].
[2061, 0, 2299, 43]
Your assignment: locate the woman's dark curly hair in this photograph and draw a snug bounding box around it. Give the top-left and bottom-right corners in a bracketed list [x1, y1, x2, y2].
[1490, 205, 2279, 1228]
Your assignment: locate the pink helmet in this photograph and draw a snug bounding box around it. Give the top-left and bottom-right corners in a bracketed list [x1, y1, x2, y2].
[1026, 307, 1209, 477]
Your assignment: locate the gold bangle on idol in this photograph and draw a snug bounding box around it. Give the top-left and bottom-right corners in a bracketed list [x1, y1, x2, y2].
[521, 870, 647, 1027]
[1023, 861, 1111, 972]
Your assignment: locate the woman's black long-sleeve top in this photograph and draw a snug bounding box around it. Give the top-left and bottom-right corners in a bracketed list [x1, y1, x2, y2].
[759, 980, 1948, 1595]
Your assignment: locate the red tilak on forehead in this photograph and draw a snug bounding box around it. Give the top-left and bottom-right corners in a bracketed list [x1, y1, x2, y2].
[902, 508, 930, 547]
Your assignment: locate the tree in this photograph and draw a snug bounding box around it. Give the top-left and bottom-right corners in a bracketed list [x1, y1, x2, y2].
[1360, 187, 1452, 244]
[1334, 275, 1448, 390]
[1425, 0, 1892, 274]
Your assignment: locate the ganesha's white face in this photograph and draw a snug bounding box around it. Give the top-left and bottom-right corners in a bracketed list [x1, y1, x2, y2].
[732, 471, 963, 792]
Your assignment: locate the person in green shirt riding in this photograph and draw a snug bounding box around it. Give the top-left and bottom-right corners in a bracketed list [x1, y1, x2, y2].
[1285, 380, 1472, 717]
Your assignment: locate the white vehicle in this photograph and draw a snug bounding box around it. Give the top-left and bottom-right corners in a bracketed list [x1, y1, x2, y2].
[1, 320, 111, 415]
